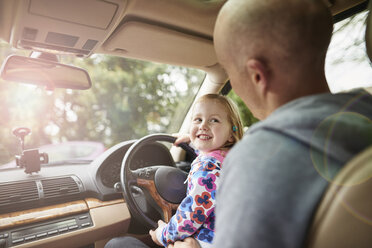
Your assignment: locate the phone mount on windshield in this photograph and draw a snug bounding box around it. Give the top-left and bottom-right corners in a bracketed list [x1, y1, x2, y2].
[13, 127, 49, 174]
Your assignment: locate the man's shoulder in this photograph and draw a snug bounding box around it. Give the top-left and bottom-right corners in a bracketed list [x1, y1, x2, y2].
[228, 90, 372, 168]
[249, 90, 372, 133]
[226, 129, 288, 164]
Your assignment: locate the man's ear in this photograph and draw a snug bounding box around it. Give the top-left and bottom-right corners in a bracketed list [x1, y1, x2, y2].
[246, 59, 269, 95]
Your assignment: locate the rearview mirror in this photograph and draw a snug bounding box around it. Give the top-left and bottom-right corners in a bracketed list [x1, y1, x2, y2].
[0, 55, 91, 90]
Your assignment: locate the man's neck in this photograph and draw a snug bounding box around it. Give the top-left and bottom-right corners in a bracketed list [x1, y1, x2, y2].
[262, 76, 330, 120]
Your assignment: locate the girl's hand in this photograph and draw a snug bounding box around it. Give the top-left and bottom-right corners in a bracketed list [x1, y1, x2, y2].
[149, 220, 167, 246]
[173, 133, 191, 146]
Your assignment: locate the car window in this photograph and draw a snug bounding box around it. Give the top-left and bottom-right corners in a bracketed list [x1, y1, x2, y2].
[326, 10, 372, 92]
[0, 42, 205, 168]
[227, 90, 258, 130]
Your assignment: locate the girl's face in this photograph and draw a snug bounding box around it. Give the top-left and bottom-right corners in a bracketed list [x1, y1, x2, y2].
[190, 99, 233, 153]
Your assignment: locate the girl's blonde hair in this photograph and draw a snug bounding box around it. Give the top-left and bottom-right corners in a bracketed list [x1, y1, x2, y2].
[194, 94, 244, 148]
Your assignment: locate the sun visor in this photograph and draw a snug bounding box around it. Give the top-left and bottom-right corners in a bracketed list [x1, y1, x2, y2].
[103, 21, 217, 67]
[8, 0, 126, 57]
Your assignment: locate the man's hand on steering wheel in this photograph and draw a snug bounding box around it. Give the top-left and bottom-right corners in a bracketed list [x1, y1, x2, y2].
[167, 237, 201, 248]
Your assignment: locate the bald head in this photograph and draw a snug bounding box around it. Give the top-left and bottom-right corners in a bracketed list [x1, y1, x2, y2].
[214, 0, 333, 74]
[214, 0, 333, 119]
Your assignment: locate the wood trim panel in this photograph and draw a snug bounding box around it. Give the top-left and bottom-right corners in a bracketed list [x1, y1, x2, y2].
[14, 203, 130, 248]
[85, 198, 125, 209]
[137, 178, 179, 222]
[0, 198, 125, 230]
[0, 200, 88, 230]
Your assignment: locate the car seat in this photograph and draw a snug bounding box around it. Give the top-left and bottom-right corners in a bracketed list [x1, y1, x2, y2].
[306, 4, 372, 246]
[305, 145, 372, 248]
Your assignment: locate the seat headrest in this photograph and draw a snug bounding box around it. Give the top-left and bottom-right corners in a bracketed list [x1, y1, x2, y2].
[305, 145, 372, 248]
[366, 0, 372, 62]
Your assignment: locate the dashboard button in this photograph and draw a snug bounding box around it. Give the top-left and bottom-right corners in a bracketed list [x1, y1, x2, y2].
[47, 230, 58, 235]
[81, 222, 91, 227]
[68, 225, 78, 230]
[59, 227, 68, 233]
[12, 238, 24, 244]
[79, 215, 88, 220]
[24, 235, 36, 241]
[36, 233, 47, 238]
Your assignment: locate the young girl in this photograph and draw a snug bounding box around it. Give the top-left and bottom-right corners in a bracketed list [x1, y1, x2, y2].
[150, 94, 243, 248]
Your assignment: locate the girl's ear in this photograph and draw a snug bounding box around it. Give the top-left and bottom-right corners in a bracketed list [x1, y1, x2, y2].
[228, 134, 234, 143]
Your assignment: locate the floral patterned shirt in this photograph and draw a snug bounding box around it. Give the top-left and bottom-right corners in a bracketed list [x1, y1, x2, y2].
[157, 150, 227, 246]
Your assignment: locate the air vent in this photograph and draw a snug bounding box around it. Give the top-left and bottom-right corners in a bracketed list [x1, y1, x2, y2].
[41, 176, 82, 204]
[0, 181, 39, 213]
[0, 176, 84, 213]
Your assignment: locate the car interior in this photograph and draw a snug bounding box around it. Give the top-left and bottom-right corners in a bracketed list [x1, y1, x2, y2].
[0, 0, 371, 247]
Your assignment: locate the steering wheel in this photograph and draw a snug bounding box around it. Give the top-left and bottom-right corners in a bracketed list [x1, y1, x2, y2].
[120, 133, 197, 228]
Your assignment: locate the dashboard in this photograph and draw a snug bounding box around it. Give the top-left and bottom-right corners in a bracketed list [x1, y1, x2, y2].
[0, 139, 175, 248]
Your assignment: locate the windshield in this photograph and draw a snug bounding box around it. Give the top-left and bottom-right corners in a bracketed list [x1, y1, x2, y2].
[0, 42, 205, 169]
